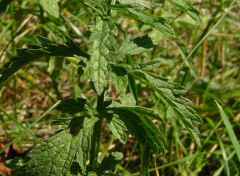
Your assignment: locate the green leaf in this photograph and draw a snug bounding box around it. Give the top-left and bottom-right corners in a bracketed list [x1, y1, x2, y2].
[12, 116, 98, 176]
[133, 35, 156, 49]
[140, 144, 150, 176]
[99, 152, 123, 171]
[126, 55, 139, 104]
[168, 0, 201, 24]
[39, 0, 60, 18]
[121, 93, 136, 106]
[108, 105, 164, 122]
[0, 0, 13, 14]
[89, 17, 119, 94]
[108, 114, 127, 144]
[0, 36, 88, 87]
[129, 70, 202, 145]
[118, 0, 154, 9]
[112, 109, 165, 153]
[110, 64, 128, 94]
[110, 5, 176, 38]
[138, 58, 162, 71]
[118, 38, 147, 56]
[216, 101, 240, 162]
[56, 98, 87, 114]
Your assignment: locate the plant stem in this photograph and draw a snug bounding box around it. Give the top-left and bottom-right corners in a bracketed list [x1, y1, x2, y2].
[89, 91, 105, 171]
[126, 55, 138, 105]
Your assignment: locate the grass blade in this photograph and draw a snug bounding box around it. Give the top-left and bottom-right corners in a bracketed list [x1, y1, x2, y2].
[0, 100, 61, 154]
[215, 101, 240, 162]
[0, 106, 41, 143]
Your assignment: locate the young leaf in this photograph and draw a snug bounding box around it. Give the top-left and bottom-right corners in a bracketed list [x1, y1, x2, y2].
[39, 0, 60, 18]
[168, 0, 201, 24]
[56, 98, 87, 114]
[99, 152, 123, 171]
[108, 114, 127, 144]
[118, 38, 147, 56]
[110, 64, 128, 94]
[89, 17, 119, 94]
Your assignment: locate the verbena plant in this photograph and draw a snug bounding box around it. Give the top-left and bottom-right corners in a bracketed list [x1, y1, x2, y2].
[0, 0, 202, 175]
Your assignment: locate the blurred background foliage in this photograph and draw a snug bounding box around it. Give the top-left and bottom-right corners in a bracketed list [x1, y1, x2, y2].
[0, 0, 239, 175]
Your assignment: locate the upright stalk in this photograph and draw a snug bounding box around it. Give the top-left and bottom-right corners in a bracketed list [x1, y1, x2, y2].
[89, 91, 105, 171]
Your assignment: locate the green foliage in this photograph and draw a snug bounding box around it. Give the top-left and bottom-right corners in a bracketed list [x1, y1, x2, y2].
[56, 98, 87, 114]
[0, 36, 88, 86]
[89, 17, 116, 95]
[99, 152, 123, 171]
[0, 0, 204, 175]
[168, 0, 201, 24]
[216, 102, 240, 162]
[128, 69, 202, 145]
[12, 116, 98, 176]
[39, 0, 60, 18]
[108, 114, 127, 144]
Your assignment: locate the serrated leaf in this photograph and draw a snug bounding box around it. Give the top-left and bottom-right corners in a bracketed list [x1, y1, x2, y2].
[0, 36, 88, 87]
[110, 64, 128, 94]
[76, 129, 92, 173]
[90, 17, 119, 94]
[118, 0, 153, 9]
[56, 98, 87, 114]
[169, 0, 201, 24]
[99, 152, 123, 171]
[39, 0, 60, 18]
[138, 58, 162, 71]
[129, 70, 202, 145]
[110, 6, 176, 38]
[140, 144, 150, 176]
[118, 38, 147, 56]
[108, 97, 165, 152]
[114, 109, 165, 153]
[121, 93, 136, 106]
[12, 116, 98, 176]
[128, 9, 176, 38]
[109, 114, 127, 144]
[108, 105, 164, 122]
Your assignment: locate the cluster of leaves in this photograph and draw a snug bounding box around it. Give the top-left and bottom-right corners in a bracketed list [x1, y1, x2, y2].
[1, 0, 202, 175]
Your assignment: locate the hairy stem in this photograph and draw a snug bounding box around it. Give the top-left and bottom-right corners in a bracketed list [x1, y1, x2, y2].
[89, 91, 105, 171]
